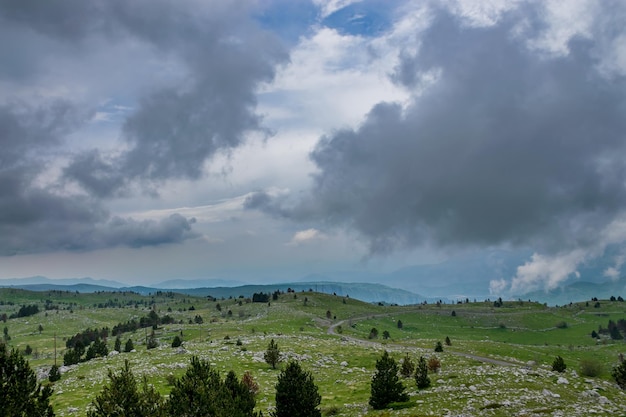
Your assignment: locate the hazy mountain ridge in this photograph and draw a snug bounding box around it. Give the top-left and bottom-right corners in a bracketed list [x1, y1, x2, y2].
[2, 272, 624, 305]
[0, 279, 430, 305]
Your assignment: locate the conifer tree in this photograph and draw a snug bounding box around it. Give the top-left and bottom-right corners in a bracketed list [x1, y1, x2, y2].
[369, 351, 408, 410]
[264, 339, 281, 369]
[124, 338, 134, 352]
[552, 356, 566, 373]
[88, 360, 165, 417]
[415, 356, 431, 389]
[48, 364, 61, 382]
[167, 357, 257, 417]
[272, 360, 321, 417]
[0, 343, 54, 417]
[400, 353, 415, 378]
[114, 336, 122, 352]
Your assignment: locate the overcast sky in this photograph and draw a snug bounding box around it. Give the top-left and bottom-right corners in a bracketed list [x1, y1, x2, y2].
[1, 0, 625, 295]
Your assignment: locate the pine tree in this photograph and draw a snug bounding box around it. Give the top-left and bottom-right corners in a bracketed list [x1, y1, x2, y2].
[434, 341, 443, 352]
[0, 343, 54, 417]
[264, 339, 281, 369]
[415, 356, 431, 389]
[400, 353, 415, 378]
[167, 357, 257, 417]
[445, 336, 451, 346]
[171, 335, 182, 348]
[124, 338, 134, 352]
[114, 336, 122, 352]
[272, 360, 321, 417]
[48, 364, 61, 382]
[369, 351, 408, 410]
[552, 356, 566, 373]
[88, 360, 165, 417]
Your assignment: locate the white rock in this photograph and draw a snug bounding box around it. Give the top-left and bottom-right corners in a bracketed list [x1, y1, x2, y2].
[340, 361, 348, 367]
[557, 377, 569, 384]
[108, 350, 119, 356]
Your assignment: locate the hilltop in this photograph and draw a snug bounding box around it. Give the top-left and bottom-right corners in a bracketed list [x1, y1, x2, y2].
[1, 288, 625, 416]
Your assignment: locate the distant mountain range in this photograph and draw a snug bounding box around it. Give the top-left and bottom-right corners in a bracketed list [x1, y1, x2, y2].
[0, 276, 432, 305]
[1, 268, 624, 305]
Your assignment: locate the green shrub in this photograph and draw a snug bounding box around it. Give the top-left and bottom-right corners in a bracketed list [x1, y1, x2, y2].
[580, 358, 603, 377]
[552, 356, 567, 373]
[612, 360, 626, 389]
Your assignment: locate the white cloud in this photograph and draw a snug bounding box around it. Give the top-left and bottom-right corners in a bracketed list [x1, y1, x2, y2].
[312, 0, 362, 19]
[509, 216, 626, 294]
[288, 228, 327, 246]
[510, 250, 586, 294]
[489, 278, 508, 295]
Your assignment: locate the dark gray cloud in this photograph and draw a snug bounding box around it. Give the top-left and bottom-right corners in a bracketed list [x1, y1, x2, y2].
[0, 1, 270, 254]
[34, 0, 289, 196]
[251, 6, 626, 254]
[0, 102, 197, 255]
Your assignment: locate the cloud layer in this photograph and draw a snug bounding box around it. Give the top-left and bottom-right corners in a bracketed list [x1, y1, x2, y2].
[0, 0, 285, 254]
[248, 2, 626, 289]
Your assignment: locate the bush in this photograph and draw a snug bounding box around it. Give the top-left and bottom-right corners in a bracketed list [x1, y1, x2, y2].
[580, 358, 603, 377]
[556, 321, 568, 329]
[612, 360, 626, 389]
[368, 328, 379, 339]
[434, 341, 443, 352]
[445, 336, 451, 346]
[242, 371, 259, 395]
[552, 356, 566, 373]
[427, 356, 441, 373]
[171, 335, 182, 348]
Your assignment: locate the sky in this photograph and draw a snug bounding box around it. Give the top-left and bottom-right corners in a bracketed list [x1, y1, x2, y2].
[1, 0, 626, 297]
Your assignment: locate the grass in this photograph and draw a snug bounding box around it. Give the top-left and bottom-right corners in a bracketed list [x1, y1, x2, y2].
[2, 288, 626, 416]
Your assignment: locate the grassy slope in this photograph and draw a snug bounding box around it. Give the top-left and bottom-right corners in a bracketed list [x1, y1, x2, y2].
[1, 288, 626, 416]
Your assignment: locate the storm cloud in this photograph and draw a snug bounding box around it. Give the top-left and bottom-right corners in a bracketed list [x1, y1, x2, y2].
[0, 0, 281, 254]
[251, 4, 626, 258]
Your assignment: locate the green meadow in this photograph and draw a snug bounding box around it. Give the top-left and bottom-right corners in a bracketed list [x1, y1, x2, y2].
[1, 288, 626, 416]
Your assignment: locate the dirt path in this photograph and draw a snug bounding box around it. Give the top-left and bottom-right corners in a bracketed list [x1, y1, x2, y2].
[327, 315, 517, 367]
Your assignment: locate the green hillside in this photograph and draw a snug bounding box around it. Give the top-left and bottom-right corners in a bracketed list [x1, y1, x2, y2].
[1, 288, 626, 416]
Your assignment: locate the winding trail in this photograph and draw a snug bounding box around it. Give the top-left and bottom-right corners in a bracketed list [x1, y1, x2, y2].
[326, 314, 517, 367]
